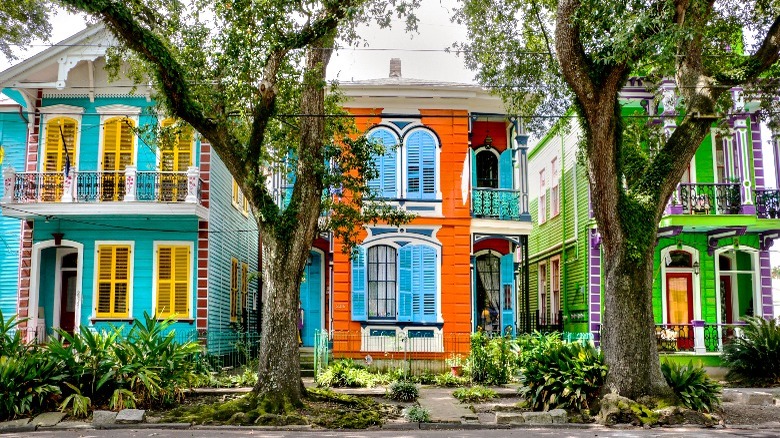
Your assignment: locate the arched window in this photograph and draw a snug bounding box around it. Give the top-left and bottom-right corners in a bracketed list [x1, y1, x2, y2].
[42, 117, 78, 201]
[368, 245, 397, 319]
[475, 150, 498, 188]
[367, 128, 398, 199]
[405, 130, 437, 200]
[101, 117, 136, 201]
[668, 250, 693, 268]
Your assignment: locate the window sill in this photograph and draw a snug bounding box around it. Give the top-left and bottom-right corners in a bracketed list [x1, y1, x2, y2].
[91, 317, 134, 324]
[361, 321, 444, 329]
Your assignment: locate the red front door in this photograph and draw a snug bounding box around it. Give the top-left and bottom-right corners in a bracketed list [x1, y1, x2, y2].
[60, 270, 77, 335]
[666, 272, 694, 350]
[721, 276, 733, 324]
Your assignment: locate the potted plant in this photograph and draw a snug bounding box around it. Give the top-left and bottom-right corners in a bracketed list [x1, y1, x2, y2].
[446, 354, 464, 376]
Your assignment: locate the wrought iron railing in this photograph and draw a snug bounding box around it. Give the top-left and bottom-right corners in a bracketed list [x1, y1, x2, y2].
[5, 170, 201, 204]
[655, 324, 695, 352]
[516, 310, 564, 334]
[703, 323, 745, 352]
[676, 183, 741, 215]
[755, 189, 780, 219]
[471, 188, 523, 220]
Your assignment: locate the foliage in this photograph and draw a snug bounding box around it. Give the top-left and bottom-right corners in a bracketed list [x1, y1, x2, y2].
[60, 383, 91, 418]
[452, 385, 497, 404]
[0, 352, 64, 420]
[404, 405, 430, 422]
[519, 341, 607, 411]
[316, 359, 382, 388]
[661, 361, 721, 413]
[201, 366, 259, 388]
[0, 0, 51, 59]
[433, 372, 468, 387]
[0, 309, 28, 357]
[772, 266, 780, 280]
[468, 331, 517, 385]
[512, 331, 564, 369]
[722, 316, 780, 386]
[388, 380, 418, 401]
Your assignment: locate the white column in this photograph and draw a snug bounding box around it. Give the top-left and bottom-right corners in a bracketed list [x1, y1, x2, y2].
[772, 127, 780, 189]
[61, 167, 75, 203]
[692, 320, 706, 354]
[2, 166, 15, 203]
[124, 166, 137, 202]
[734, 118, 752, 205]
[185, 166, 199, 203]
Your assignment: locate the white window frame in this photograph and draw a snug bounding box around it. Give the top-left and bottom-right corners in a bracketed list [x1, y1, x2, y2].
[366, 126, 402, 199]
[538, 169, 547, 224]
[550, 256, 561, 324]
[550, 157, 560, 218]
[401, 127, 441, 201]
[39, 104, 85, 173]
[538, 261, 547, 324]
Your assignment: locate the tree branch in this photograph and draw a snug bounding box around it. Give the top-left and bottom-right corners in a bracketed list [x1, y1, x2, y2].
[717, 15, 780, 85]
[554, 0, 595, 105]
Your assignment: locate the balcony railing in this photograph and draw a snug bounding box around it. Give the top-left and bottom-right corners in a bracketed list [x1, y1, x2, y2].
[655, 323, 744, 353]
[675, 183, 741, 215]
[755, 189, 780, 219]
[471, 188, 525, 220]
[2, 166, 202, 204]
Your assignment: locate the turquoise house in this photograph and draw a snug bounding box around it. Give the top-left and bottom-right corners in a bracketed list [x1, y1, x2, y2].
[0, 25, 259, 351]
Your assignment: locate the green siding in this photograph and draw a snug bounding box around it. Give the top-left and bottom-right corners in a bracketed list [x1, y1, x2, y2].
[694, 132, 715, 183]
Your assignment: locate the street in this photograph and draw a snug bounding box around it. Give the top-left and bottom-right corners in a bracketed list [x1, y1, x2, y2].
[3, 427, 780, 438]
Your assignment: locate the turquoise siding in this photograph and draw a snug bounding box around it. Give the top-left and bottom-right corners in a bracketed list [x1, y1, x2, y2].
[0, 109, 27, 317]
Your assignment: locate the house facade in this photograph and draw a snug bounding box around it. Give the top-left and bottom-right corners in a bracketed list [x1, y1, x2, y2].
[287, 60, 533, 356]
[0, 25, 259, 350]
[528, 78, 780, 353]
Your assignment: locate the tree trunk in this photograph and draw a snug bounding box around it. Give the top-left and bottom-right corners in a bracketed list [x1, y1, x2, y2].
[600, 238, 672, 400]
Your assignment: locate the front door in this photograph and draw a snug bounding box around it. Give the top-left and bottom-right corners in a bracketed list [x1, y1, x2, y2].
[59, 270, 77, 335]
[666, 272, 694, 350]
[299, 251, 322, 347]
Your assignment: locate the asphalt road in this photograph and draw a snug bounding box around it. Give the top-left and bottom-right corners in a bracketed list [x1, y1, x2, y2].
[3, 427, 780, 438]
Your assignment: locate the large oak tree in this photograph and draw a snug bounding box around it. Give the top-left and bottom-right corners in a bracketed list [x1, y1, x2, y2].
[457, 0, 780, 399]
[58, 0, 414, 407]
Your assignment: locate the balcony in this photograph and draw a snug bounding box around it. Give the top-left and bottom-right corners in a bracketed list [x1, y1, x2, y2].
[673, 183, 741, 215]
[755, 189, 780, 219]
[1, 166, 207, 219]
[471, 188, 527, 221]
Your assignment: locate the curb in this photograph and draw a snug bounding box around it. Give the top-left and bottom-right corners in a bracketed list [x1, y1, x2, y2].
[0, 424, 36, 434]
[98, 423, 192, 430]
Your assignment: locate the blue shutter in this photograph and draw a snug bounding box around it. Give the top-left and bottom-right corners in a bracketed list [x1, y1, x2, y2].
[410, 245, 423, 321]
[351, 246, 367, 321]
[398, 246, 413, 322]
[499, 149, 513, 189]
[368, 129, 397, 198]
[420, 133, 436, 199]
[500, 252, 516, 335]
[406, 132, 421, 198]
[420, 246, 437, 323]
[470, 148, 477, 189]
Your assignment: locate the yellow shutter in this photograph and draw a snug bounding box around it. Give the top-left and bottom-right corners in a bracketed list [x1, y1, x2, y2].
[44, 117, 77, 172]
[241, 262, 248, 312]
[230, 258, 238, 322]
[96, 245, 131, 318]
[156, 245, 191, 318]
[160, 119, 193, 172]
[102, 118, 135, 172]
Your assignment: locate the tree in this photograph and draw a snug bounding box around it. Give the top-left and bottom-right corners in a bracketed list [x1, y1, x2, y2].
[773, 265, 780, 280]
[456, 0, 780, 399]
[1, 0, 52, 60]
[59, 0, 415, 408]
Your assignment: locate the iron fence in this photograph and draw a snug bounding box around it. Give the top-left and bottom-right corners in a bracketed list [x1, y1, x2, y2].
[516, 310, 564, 334]
[655, 324, 695, 352]
[677, 183, 741, 215]
[471, 188, 523, 220]
[703, 323, 745, 352]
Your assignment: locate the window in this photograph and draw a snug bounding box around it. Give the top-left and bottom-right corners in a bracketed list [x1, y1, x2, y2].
[538, 169, 547, 224]
[232, 178, 249, 214]
[368, 245, 397, 319]
[101, 117, 135, 201]
[155, 244, 191, 318]
[476, 150, 499, 188]
[241, 262, 249, 315]
[367, 128, 398, 198]
[160, 119, 194, 201]
[230, 258, 239, 323]
[405, 130, 437, 200]
[550, 158, 560, 217]
[550, 258, 560, 324]
[352, 242, 438, 323]
[538, 262, 547, 325]
[43, 117, 78, 201]
[95, 244, 131, 318]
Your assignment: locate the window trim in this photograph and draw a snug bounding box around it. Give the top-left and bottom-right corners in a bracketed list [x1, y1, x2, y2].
[92, 241, 135, 320]
[152, 241, 195, 320]
[366, 127, 401, 199]
[230, 257, 239, 323]
[537, 261, 547, 324]
[241, 262, 249, 315]
[402, 127, 441, 201]
[550, 157, 560, 218]
[538, 169, 547, 224]
[232, 178, 249, 216]
[367, 244, 398, 320]
[550, 256, 561, 324]
[41, 115, 81, 174]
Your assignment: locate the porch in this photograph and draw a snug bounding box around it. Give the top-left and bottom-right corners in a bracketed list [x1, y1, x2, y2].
[666, 183, 780, 218]
[471, 188, 528, 221]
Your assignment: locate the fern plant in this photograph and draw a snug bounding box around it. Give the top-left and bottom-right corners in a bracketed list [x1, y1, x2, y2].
[722, 316, 780, 386]
[661, 361, 721, 413]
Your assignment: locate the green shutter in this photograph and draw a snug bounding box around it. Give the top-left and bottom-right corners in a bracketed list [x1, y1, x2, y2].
[499, 149, 513, 189]
[351, 246, 367, 321]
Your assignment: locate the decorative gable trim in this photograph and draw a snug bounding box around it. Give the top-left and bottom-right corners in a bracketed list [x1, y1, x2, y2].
[38, 104, 85, 115]
[96, 104, 142, 116]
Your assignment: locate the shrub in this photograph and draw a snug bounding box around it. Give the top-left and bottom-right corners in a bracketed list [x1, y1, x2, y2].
[468, 331, 517, 385]
[452, 385, 497, 403]
[433, 372, 467, 387]
[316, 359, 380, 388]
[519, 341, 606, 411]
[722, 316, 780, 386]
[0, 352, 64, 420]
[661, 361, 721, 413]
[513, 332, 563, 369]
[404, 405, 431, 422]
[389, 381, 419, 401]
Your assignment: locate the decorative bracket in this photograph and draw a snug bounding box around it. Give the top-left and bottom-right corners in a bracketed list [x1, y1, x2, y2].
[590, 228, 601, 250]
[656, 226, 683, 245]
[707, 227, 747, 255]
[759, 231, 780, 251]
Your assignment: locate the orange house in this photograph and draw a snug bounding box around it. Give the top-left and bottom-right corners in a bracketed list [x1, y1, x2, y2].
[295, 60, 532, 361]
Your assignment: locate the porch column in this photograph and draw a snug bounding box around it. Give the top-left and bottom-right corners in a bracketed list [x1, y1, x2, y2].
[759, 250, 774, 319]
[692, 319, 706, 354]
[61, 167, 75, 203]
[185, 166, 199, 203]
[661, 80, 678, 138]
[733, 118, 754, 213]
[2, 166, 15, 203]
[773, 127, 780, 189]
[124, 166, 137, 202]
[589, 228, 602, 347]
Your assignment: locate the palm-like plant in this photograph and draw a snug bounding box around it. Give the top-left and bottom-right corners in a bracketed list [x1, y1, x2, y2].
[722, 316, 780, 386]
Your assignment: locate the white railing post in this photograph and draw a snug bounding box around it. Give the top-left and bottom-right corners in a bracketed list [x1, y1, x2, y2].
[185, 166, 199, 203]
[692, 320, 706, 354]
[124, 166, 137, 202]
[2, 167, 15, 203]
[61, 167, 75, 203]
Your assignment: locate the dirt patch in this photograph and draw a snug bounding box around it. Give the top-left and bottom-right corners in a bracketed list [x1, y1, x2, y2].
[721, 402, 780, 426]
